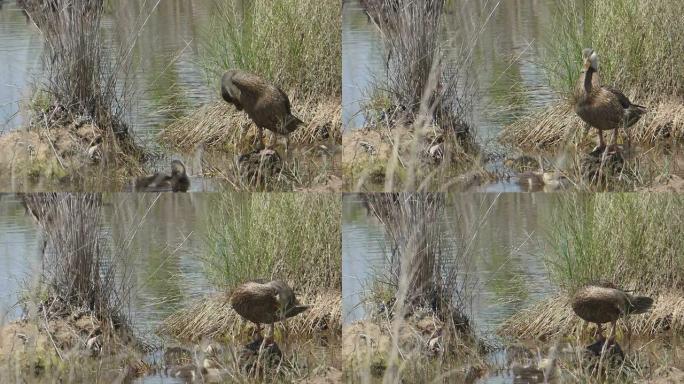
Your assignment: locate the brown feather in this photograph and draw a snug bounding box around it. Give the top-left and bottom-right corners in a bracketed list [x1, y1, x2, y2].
[230, 280, 309, 325]
[575, 60, 646, 134]
[220, 70, 304, 136]
[571, 284, 653, 325]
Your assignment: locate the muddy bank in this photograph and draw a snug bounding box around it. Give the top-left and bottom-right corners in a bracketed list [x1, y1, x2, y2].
[0, 120, 142, 190]
[343, 305, 485, 382]
[0, 304, 144, 382]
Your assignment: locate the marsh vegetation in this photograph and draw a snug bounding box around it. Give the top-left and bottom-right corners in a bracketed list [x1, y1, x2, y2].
[343, 0, 684, 192]
[0, 193, 341, 383]
[161, 0, 342, 192]
[343, 193, 684, 383]
[0, 0, 341, 192]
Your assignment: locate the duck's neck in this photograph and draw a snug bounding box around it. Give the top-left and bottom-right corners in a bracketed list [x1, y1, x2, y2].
[584, 67, 595, 93]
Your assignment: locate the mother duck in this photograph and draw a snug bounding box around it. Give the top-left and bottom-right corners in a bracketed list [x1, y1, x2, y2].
[571, 281, 653, 342]
[574, 48, 646, 153]
[221, 70, 304, 152]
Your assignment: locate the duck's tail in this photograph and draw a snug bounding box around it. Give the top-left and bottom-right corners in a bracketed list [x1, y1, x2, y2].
[625, 104, 647, 128]
[626, 295, 654, 315]
[285, 305, 310, 319]
[284, 114, 304, 134]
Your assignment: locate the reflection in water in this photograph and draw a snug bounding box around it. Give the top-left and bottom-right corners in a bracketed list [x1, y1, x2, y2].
[342, 193, 555, 335]
[0, 194, 213, 342]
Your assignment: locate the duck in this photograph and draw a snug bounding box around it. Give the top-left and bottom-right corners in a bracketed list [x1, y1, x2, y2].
[134, 160, 190, 192]
[574, 48, 646, 153]
[221, 70, 304, 153]
[230, 280, 309, 344]
[571, 281, 653, 342]
[516, 156, 571, 192]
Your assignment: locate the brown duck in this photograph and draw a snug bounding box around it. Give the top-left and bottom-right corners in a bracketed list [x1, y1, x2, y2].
[575, 48, 646, 152]
[230, 280, 309, 342]
[571, 282, 653, 342]
[134, 160, 190, 192]
[221, 70, 304, 152]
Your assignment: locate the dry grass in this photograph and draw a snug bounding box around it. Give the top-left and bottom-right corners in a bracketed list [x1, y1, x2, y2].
[158, 290, 340, 342]
[500, 99, 684, 151]
[160, 97, 341, 151]
[499, 291, 684, 341]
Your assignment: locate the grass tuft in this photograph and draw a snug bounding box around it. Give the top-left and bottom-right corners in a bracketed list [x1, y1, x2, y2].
[198, 0, 341, 98]
[203, 193, 341, 293]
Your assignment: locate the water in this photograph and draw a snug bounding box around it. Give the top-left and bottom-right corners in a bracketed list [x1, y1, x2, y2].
[342, 193, 557, 337]
[342, 0, 385, 131]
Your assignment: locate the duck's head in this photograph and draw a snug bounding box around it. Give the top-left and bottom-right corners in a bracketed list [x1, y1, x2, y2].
[170, 160, 186, 177]
[582, 48, 599, 71]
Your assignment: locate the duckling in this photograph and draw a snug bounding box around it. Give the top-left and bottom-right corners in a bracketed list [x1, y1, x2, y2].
[221, 70, 304, 153]
[134, 160, 190, 192]
[516, 156, 571, 191]
[571, 282, 653, 342]
[230, 280, 309, 344]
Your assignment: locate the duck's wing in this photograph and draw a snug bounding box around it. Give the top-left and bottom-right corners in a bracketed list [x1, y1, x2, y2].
[275, 86, 292, 114]
[602, 86, 645, 109]
[229, 71, 265, 100]
[230, 282, 280, 323]
[284, 305, 310, 319]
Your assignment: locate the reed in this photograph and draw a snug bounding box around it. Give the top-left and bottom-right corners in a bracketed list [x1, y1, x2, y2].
[198, 0, 341, 98]
[22, 193, 131, 323]
[344, 193, 484, 383]
[546, 193, 684, 292]
[347, 0, 489, 191]
[203, 193, 341, 293]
